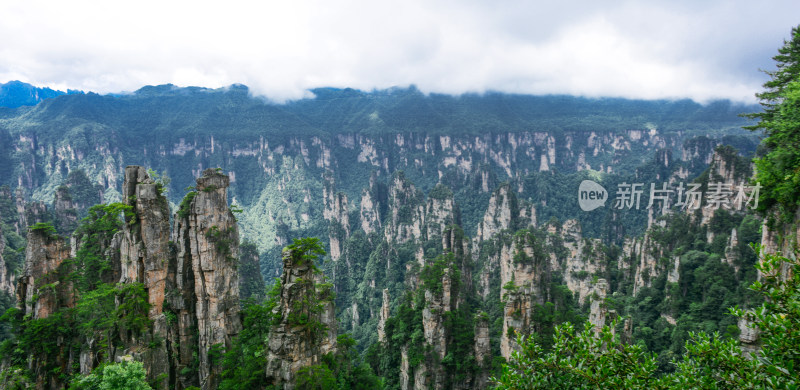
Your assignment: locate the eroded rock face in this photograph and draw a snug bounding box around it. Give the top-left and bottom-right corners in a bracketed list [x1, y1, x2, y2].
[0, 223, 14, 296]
[50, 166, 243, 390]
[172, 168, 242, 390]
[15, 227, 73, 389]
[53, 186, 78, 235]
[265, 246, 337, 389]
[384, 173, 426, 245]
[473, 314, 490, 368]
[112, 166, 173, 388]
[118, 166, 171, 315]
[323, 172, 350, 262]
[426, 190, 457, 245]
[378, 288, 390, 342]
[743, 208, 800, 353]
[588, 279, 609, 331]
[360, 188, 382, 235]
[474, 183, 536, 243]
[16, 228, 72, 320]
[475, 185, 516, 242]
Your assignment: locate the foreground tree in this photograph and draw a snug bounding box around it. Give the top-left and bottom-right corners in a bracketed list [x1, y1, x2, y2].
[745, 25, 800, 222]
[493, 321, 662, 389]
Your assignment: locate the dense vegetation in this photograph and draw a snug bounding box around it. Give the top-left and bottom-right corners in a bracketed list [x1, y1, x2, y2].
[493, 250, 800, 389]
[0, 204, 151, 387]
[221, 237, 381, 389]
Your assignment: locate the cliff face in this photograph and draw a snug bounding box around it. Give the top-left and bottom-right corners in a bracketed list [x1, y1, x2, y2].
[172, 168, 242, 390]
[0, 224, 13, 297]
[14, 228, 73, 389]
[265, 246, 337, 389]
[9, 166, 242, 390]
[53, 186, 78, 235]
[112, 166, 173, 388]
[1, 120, 737, 264]
[16, 228, 72, 322]
[323, 172, 350, 263]
[384, 173, 426, 245]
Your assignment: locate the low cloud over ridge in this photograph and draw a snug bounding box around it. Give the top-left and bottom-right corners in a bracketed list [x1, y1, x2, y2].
[1, 0, 797, 103]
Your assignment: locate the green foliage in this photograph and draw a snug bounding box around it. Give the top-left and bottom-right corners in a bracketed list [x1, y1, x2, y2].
[239, 240, 266, 302]
[177, 190, 197, 220]
[670, 332, 763, 389]
[745, 25, 800, 129]
[72, 203, 132, 291]
[70, 360, 153, 390]
[146, 168, 170, 196]
[745, 26, 800, 223]
[296, 364, 336, 390]
[0, 366, 32, 389]
[286, 237, 327, 268]
[220, 297, 274, 389]
[0, 200, 151, 386]
[731, 250, 800, 388]
[495, 248, 800, 389]
[751, 81, 800, 223]
[206, 225, 237, 263]
[30, 221, 57, 237]
[529, 282, 584, 350]
[65, 170, 104, 210]
[493, 321, 662, 389]
[420, 252, 460, 295]
[428, 183, 454, 200]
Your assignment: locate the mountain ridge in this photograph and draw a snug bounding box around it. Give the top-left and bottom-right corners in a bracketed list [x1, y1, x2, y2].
[0, 80, 82, 109]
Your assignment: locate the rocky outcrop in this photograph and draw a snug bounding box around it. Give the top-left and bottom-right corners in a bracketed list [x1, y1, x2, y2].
[699, 146, 753, 226]
[15, 227, 73, 389]
[556, 220, 605, 305]
[16, 228, 72, 321]
[360, 188, 382, 235]
[33, 166, 243, 390]
[359, 173, 385, 236]
[475, 184, 536, 243]
[0, 224, 14, 297]
[425, 185, 458, 244]
[497, 219, 605, 358]
[420, 266, 454, 389]
[631, 233, 659, 295]
[172, 168, 242, 390]
[111, 166, 173, 388]
[384, 173, 425, 245]
[475, 185, 516, 242]
[265, 246, 337, 389]
[588, 278, 609, 330]
[14, 188, 25, 235]
[18, 196, 49, 238]
[743, 208, 800, 354]
[378, 288, 390, 342]
[323, 173, 350, 263]
[473, 313, 491, 388]
[53, 186, 78, 235]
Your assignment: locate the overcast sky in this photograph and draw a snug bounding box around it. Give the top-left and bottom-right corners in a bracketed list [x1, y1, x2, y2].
[1, 0, 798, 103]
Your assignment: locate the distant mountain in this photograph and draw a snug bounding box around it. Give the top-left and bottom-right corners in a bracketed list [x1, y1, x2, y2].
[0, 80, 82, 108]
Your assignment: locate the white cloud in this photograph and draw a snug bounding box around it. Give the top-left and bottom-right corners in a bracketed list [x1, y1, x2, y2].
[0, 0, 797, 102]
